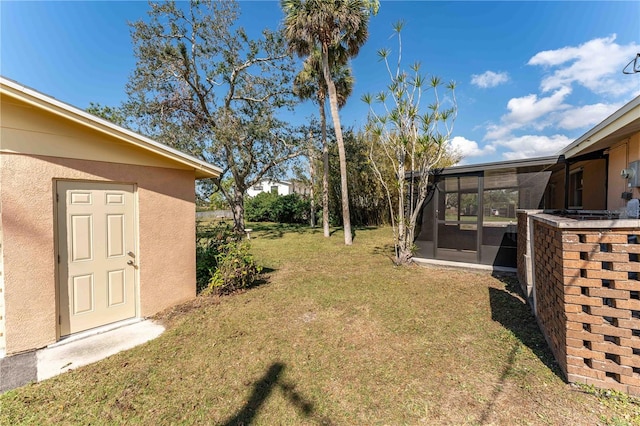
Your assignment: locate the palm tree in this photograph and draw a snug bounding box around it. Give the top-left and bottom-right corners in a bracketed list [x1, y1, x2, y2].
[293, 48, 353, 237]
[282, 0, 377, 245]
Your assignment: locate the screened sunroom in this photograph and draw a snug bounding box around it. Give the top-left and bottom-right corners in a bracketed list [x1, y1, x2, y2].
[414, 156, 558, 268]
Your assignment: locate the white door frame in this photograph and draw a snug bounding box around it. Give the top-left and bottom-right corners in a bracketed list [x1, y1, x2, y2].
[55, 180, 139, 339]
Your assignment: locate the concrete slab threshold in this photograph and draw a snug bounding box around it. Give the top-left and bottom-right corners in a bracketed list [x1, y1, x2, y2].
[412, 257, 517, 274]
[37, 319, 164, 382]
[0, 318, 164, 392]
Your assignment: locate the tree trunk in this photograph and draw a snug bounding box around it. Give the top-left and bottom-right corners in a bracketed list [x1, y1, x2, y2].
[320, 100, 330, 237]
[321, 44, 352, 245]
[396, 246, 413, 265]
[395, 160, 408, 264]
[231, 189, 246, 235]
[308, 133, 316, 228]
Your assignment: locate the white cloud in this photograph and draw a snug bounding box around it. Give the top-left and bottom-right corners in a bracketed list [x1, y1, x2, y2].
[471, 71, 509, 88]
[528, 35, 640, 97]
[450, 136, 495, 161]
[483, 87, 572, 140]
[556, 102, 622, 130]
[503, 86, 572, 125]
[476, 36, 638, 163]
[484, 124, 512, 141]
[492, 134, 573, 160]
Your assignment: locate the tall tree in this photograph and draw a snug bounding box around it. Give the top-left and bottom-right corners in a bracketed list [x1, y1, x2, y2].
[281, 0, 377, 245]
[363, 22, 457, 265]
[127, 0, 301, 233]
[293, 48, 353, 237]
[86, 102, 128, 128]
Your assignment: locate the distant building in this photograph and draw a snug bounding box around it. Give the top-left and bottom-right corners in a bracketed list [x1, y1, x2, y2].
[246, 180, 292, 197]
[290, 179, 312, 197]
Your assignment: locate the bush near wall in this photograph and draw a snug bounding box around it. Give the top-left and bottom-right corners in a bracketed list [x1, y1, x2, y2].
[245, 192, 311, 224]
[195, 221, 237, 293]
[195, 220, 261, 294]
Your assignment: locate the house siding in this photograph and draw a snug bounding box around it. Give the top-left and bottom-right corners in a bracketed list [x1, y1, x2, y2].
[0, 200, 5, 356]
[1, 153, 196, 355]
[582, 160, 606, 210]
[609, 143, 629, 211]
[608, 133, 640, 211]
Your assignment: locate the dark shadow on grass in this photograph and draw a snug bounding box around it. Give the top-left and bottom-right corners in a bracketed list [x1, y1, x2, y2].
[488, 274, 562, 377]
[247, 267, 276, 289]
[479, 276, 563, 424]
[248, 223, 320, 240]
[371, 243, 395, 257]
[221, 362, 331, 426]
[478, 339, 519, 425]
[329, 227, 342, 237]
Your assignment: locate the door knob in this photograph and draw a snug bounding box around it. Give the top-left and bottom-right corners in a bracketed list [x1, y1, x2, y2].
[127, 260, 135, 266]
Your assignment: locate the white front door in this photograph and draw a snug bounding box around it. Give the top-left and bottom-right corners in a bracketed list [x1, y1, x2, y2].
[57, 181, 137, 336]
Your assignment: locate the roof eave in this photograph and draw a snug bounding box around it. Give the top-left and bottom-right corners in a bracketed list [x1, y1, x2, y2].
[0, 76, 222, 179]
[560, 95, 640, 159]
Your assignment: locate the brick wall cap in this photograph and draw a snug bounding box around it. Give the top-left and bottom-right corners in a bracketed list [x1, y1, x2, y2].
[531, 214, 640, 229]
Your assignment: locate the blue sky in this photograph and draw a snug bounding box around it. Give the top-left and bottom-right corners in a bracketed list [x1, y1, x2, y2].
[1, 1, 639, 165]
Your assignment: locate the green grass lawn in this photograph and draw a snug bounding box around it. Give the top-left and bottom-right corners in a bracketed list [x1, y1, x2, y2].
[1, 224, 639, 425]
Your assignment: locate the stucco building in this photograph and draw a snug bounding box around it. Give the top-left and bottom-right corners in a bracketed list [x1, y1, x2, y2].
[0, 77, 221, 386]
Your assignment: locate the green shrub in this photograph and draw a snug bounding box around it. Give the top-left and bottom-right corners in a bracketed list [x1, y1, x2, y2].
[245, 192, 310, 224]
[245, 191, 280, 222]
[272, 194, 310, 224]
[195, 221, 237, 293]
[205, 240, 262, 295]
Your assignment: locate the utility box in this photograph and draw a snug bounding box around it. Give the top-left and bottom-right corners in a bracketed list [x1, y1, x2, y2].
[622, 161, 640, 188]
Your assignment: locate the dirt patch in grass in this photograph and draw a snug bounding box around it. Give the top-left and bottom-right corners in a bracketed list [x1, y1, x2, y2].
[1, 225, 639, 425]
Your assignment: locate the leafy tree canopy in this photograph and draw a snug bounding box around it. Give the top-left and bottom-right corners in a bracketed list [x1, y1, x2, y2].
[127, 0, 303, 232]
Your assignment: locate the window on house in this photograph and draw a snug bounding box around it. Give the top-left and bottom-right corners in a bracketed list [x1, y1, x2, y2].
[253, 185, 263, 191]
[271, 186, 279, 194]
[569, 169, 583, 209]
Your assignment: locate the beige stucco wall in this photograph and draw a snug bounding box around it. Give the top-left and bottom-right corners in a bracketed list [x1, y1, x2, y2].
[0, 181, 5, 356]
[544, 170, 564, 209]
[1, 153, 196, 355]
[628, 131, 640, 166]
[608, 143, 628, 210]
[544, 162, 605, 210]
[0, 92, 206, 355]
[581, 159, 606, 210]
[607, 131, 640, 210]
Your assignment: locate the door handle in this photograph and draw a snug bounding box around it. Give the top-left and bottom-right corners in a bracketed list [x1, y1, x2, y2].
[127, 260, 135, 266]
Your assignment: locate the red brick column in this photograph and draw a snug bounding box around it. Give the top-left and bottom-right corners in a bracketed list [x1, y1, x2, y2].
[533, 220, 568, 375]
[532, 218, 640, 395]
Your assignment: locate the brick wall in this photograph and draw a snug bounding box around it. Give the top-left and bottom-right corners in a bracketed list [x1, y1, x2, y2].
[530, 218, 640, 395]
[533, 220, 568, 374]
